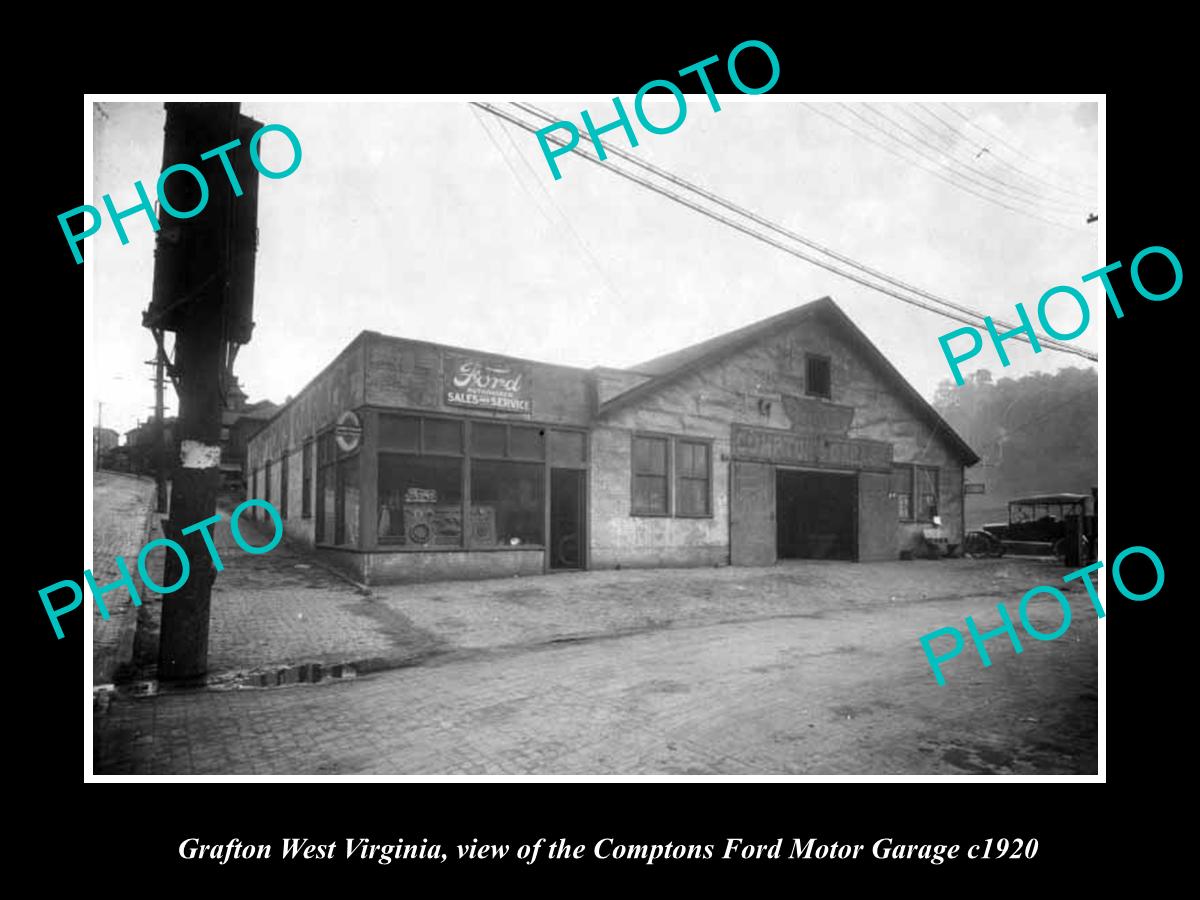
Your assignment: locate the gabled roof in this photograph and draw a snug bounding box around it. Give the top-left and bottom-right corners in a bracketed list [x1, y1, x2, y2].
[598, 296, 980, 466]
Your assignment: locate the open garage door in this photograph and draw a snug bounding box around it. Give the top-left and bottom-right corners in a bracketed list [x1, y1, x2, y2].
[776, 469, 857, 561]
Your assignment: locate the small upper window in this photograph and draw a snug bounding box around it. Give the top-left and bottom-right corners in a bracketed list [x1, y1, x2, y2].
[806, 355, 832, 399]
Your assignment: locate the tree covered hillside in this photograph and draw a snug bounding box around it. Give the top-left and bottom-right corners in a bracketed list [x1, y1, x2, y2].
[931, 367, 1098, 528]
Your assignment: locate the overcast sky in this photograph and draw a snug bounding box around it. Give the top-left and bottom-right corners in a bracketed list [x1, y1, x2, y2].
[91, 97, 1099, 438]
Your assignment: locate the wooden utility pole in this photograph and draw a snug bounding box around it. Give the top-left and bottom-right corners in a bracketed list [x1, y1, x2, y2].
[147, 102, 259, 682]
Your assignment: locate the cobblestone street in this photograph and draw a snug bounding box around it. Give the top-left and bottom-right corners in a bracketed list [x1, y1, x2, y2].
[92, 472, 157, 684]
[95, 549, 1099, 775]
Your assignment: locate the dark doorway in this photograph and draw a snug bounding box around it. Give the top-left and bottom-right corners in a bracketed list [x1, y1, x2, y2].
[776, 469, 857, 561]
[550, 468, 585, 569]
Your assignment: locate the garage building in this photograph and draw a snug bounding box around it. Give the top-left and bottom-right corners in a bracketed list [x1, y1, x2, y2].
[245, 297, 980, 583]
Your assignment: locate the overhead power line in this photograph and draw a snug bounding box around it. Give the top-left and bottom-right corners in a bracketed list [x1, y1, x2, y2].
[941, 102, 1098, 194]
[886, 104, 1091, 214]
[801, 103, 1087, 233]
[470, 104, 628, 308]
[512, 101, 1094, 362]
[914, 102, 1095, 204]
[475, 102, 1096, 364]
[835, 103, 1088, 231]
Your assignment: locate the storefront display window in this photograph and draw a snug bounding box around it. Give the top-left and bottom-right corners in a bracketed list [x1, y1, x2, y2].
[376, 414, 554, 551]
[378, 455, 463, 546]
[470, 460, 544, 546]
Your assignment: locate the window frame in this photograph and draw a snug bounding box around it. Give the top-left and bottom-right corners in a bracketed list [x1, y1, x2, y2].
[376, 451, 465, 548]
[674, 438, 713, 519]
[893, 464, 915, 522]
[805, 353, 833, 400]
[893, 463, 941, 523]
[467, 456, 546, 549]
[301, 439, 313, 519]
[465, 420, 546, 461]
[630, 432, 672, 517]
[915, 464, 940, 523]
[279, 451, 289, 519]
[629, 432, 714, 519]
[420, 415, 464, 456]
[315, 428, 357, 547]
[374, 413, 555, 552]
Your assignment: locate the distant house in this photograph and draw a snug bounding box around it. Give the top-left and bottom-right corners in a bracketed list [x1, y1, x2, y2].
[122, 417, 175, 474]
[224, 400, 279, 486]
[94, 426, 120, 470]
[94, 426, 119, 453]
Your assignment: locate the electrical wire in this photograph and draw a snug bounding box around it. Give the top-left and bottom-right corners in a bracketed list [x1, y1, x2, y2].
[801, 103, 1087, 234]
[915, 102, 1095, 204]
[838, 103, 1088, 230]
[941, 102, 1098, 194]
[473, 102, 1097, 364]
[883, 104, 1090, 213]
[507, 101, 1096, 363]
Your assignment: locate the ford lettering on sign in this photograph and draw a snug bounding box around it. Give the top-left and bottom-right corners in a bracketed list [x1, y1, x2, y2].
[444, 354, 532, 413]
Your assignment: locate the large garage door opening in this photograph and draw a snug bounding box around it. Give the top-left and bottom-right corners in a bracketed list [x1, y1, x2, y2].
[776, 469, 857, 561]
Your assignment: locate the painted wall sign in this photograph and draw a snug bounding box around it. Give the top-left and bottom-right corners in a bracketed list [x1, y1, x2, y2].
[731, 424, 893, 472]
[444, 354, 532, 413]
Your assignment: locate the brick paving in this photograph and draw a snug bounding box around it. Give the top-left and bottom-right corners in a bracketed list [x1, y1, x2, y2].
[92, 472, 157, 684]
[130, 509, 438, 682]
[95, 557, 1099, 775]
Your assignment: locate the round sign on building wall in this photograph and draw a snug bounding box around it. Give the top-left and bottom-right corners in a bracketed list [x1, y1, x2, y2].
[335, 410, 363, 453]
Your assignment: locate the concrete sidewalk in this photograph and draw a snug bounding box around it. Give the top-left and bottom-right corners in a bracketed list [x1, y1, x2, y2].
[93, 472, 158, 685]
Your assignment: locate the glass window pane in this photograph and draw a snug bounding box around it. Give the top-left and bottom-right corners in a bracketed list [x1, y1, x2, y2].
[918, 467, 939, 495]
[423, 418, 463, 455]
[380, 414, 419, 452]
[320, 473, 336, 543]
[549, 430, 586, 466]
[633, 474, 668, 514]
[633, 436, 667, 475]
[377, 454, 463, 546]
[675, 442, 689, 476]
[509, 425, 545, 460]
[336, 457, 360, 546]
[302, 441, 313, 518]
[677, 479, 708, 516]
[317, 431, 336, 465]
[898, 494, 911, 520]
[470, 422, 507, 457]
[280, 454, 289, 519]
[677, 441, 708, 477]
[470, 460, 544, 546]
[806, 356, 831, 399]
[918, 467, 939, 520]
